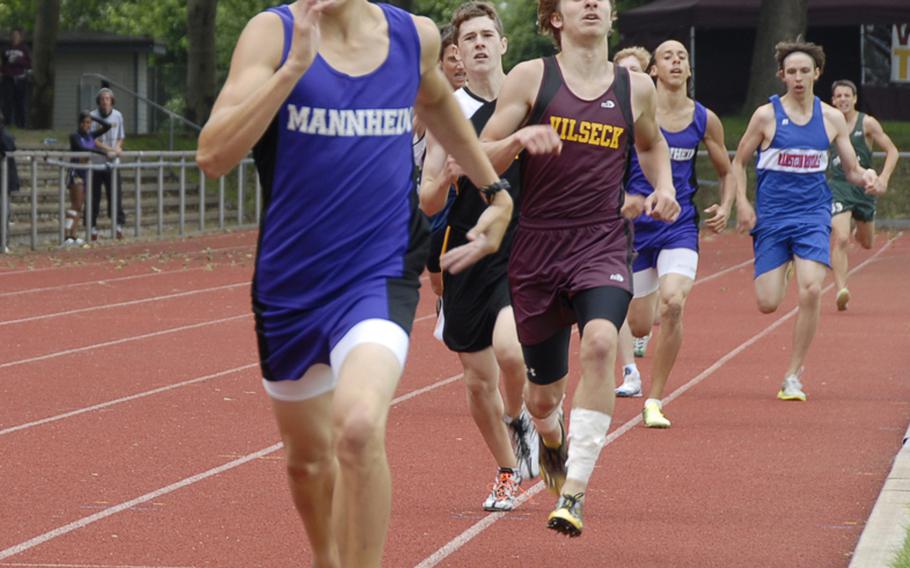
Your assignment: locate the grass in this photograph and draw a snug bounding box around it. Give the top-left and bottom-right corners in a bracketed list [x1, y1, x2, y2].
[8, 127, 199, 152]
[893, 520, 910, 568]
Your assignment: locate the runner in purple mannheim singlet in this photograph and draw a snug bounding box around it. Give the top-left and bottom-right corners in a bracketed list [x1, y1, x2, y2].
[613, 40, 736, 430]
[252, 4, 427, 390]
[475, 0, 679, 537]
[196, 1, 513, 564]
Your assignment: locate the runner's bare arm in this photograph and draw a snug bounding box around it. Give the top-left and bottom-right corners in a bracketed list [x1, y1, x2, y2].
[479, 60, 561, 173]
[418, 132, 457, 216]
[631, 73, 679, 222]
[865, 115, 900, 191]
[198, 1, 332, 178]
[731, 105, 771, 232]
[411, 16, 512, 273]
[702, 109, 736, 232]
[826, 106, 881, 194]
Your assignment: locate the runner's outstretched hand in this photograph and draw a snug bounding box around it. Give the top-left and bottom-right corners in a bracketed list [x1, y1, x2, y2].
[644, 187, 680, 222]
[862, 168, 885, 196]
[516, 125, 562, 156]
[440, 192, 513, 274]
[703, 203, 730, 233]
[735, 200, 756, 233]
[621, 193, 646, 220]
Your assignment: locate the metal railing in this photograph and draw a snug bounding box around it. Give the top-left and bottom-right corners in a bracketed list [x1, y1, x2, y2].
[1, 149, 907, 254]
[1, 150, 259, 253]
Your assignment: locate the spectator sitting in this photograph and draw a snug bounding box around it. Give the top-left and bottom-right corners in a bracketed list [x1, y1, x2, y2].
[64, 110, 111, 246]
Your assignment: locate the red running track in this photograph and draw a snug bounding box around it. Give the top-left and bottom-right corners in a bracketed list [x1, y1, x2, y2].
[0, 230, 907, 567]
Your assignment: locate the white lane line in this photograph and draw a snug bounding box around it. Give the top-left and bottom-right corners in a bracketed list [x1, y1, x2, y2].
[694, 258, 751, 285]
[0, 314, 250, 372]
[0, 283, 248, 327]
[0, 372, 465, 561]
[0, 364, 260, 437]
[414, 236, 898, 567]
[0, 563, 196, 567]
[0, 266, 215, 299]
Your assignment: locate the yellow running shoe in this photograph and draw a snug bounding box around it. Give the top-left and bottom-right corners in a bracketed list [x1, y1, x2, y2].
[836, 288, 850, 311]
[642, 399, 671, 428]
[777, 372, 807, 401]
[547, 492, 584, 537]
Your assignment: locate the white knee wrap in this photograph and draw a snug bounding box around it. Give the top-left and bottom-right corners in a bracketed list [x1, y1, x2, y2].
[566, 408, 612, 484]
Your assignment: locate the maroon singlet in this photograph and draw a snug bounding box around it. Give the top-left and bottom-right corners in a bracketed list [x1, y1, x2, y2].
[508, 57, 635, 346]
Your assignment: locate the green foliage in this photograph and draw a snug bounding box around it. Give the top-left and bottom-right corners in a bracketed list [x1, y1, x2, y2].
[215, 0, 275, 83]
[0, 0, 33, 34]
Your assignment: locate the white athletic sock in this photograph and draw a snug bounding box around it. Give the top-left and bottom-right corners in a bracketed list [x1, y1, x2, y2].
[623, 364, 639, 376]
[531, 408, 561, 447]
[566, 408, 611, 485]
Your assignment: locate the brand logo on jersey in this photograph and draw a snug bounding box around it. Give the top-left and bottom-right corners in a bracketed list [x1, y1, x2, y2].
[777, 152, 822, 169]
[853, 130, 863, 137]
[668, 147, 696, 161]
[527, 367, 537, 378]
[286, 104, 414, 137]
[610, 273, 625, 282]
[549, 116, 625, 149]
[601, 100, 616, 109]
[781, 118, 790, 126]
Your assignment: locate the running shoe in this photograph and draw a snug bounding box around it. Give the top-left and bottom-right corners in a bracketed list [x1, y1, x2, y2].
[835, 288, 850, 312]
[62, 237, 76, 248]
[482, 467, 521, 512]
[538, 409, 567, 495]
[615, 366, 642, 397]
[633, 333, 651, 358]
[777, 370, 807, 401]
[508, 409, 540, 480]
[642, 399, 671, 428]
[547, 492, 585, 537]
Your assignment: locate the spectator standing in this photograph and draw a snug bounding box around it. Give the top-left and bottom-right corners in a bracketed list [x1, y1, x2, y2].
[0, 111, 19, 252]
[65, 111, 111, 246]
[89, 87, 126, 239]
[1, 28, 31, 129]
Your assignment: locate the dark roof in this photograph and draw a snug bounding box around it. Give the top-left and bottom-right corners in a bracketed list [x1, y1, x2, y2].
[55, 31, 165, 54]
[619, 0, 910, 32]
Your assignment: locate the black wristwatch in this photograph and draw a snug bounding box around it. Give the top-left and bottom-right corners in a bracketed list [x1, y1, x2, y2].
[480, 178, 510, 205]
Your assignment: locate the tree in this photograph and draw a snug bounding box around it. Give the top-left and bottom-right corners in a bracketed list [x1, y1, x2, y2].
[29, 0, 60, 129]
[742, 0, 809, 113]
[186, 0, 218, 125]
